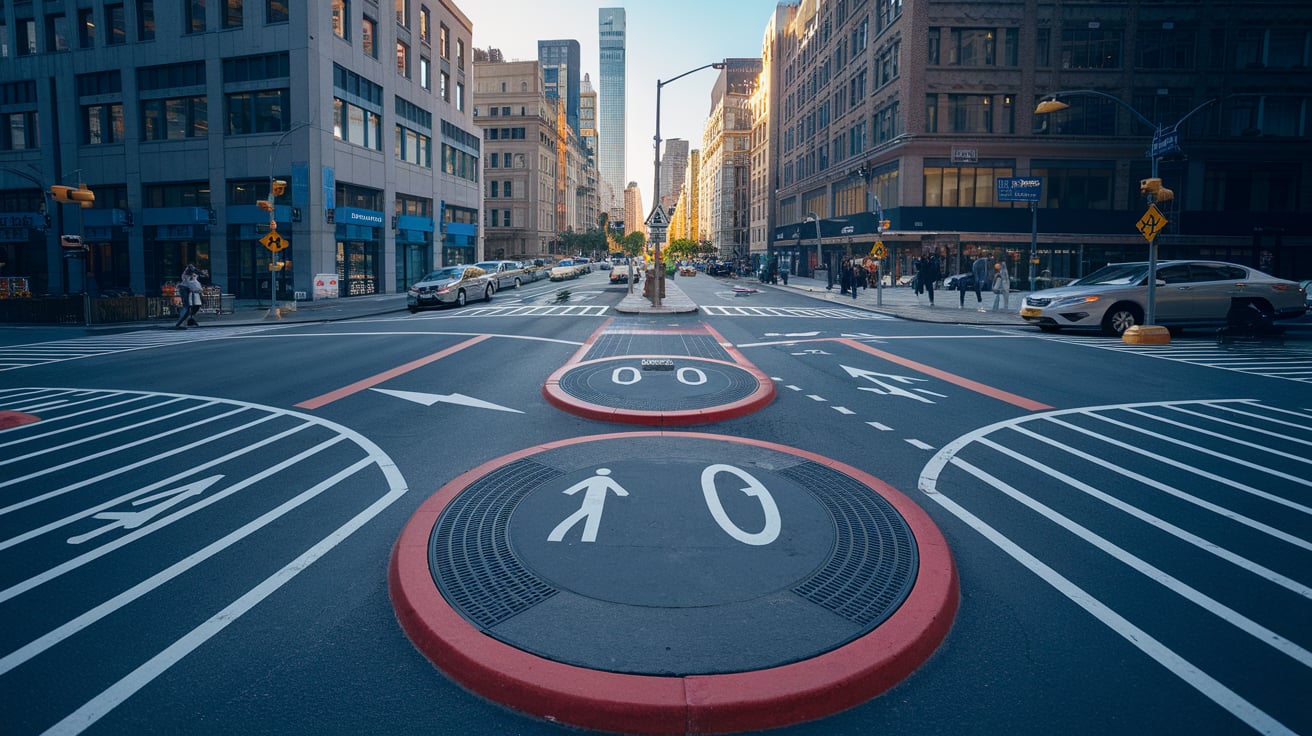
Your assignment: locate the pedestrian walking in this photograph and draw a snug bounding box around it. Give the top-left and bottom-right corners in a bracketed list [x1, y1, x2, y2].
[921, 252, 941, 306]
[992, 261, 1012, 311]
[912, 256, 924, 298]
[972, 255, 989, 311]
[172, 265, 202, 329]
[780, 266, 789, 286]
[839, 258, 852, 295]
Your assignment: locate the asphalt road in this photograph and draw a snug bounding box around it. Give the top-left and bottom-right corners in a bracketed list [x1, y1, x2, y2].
[1, 270, 1309, 735]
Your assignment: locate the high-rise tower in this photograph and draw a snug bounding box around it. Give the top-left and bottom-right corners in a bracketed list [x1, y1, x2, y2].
[598, 7, 627, 223]
[538, 39, 581, 135]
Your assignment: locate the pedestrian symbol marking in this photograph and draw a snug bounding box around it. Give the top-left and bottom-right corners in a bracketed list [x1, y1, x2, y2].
[547, 468, 630, 543]
[1137, 205, 1168, 243]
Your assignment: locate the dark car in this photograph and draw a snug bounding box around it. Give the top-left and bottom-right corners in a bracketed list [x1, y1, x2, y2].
[707, 262, 732, 277]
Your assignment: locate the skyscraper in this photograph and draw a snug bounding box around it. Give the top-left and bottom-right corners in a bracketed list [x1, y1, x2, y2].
[598, 8, 627, 223]
[660, 138, 690, 213]
[538, 39, 581, 135]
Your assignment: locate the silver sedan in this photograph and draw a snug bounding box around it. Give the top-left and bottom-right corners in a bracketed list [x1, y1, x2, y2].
[407, 265, 495, 311]
[1020, 260, 1307, 335]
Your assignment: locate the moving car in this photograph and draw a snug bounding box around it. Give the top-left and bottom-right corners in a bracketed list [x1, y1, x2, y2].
[473, 260, 527, 291]
[549, 259, 583, 281]
[706, 262, 732, 277]
[407, 265, 495, 311]
[1019, 260, 1307, 335]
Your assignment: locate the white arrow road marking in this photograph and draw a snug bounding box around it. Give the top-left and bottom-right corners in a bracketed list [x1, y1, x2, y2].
[371, 388, 523, 413]
[67, 477, 224, 545]
[843, 364, 936, 403]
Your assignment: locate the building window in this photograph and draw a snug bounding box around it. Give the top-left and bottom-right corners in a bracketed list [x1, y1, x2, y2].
[362, 16, 376, 58]
[948, 29, 995, 66]
[419, 5, 430, 44]
[78, 9, 96, 48]
[225, 89, 290, 134]
[420, 56, 430, 90]
[1, 112, 39, 150]
[1060, 28, 1122, 70]
[1136, 26, 1196, 70]
[333, 97, 383, 151]
[455, 81, 464, 111]
[186, 0, 207, 34]
[490, 181, 499, 198]
[923, 166, 1017, 207]
[17, 17, 37, 56]
[925, 94, 938, 133]
[266, 0, 289, 24]
[440, 71, 449, 102]
[46, 13, 71, 52]
[141, 97, 208, 140]
[395, 0, 409, 27]
[1031, 166, 1114, 209]
[396, 125, 431, 167]
[223, 0, 243, 29]
[439, 23, 449, 59]
[137, 0, 156, 41]
[0, 18, 8, 58]
[106, 5, 127, 44]
[456, 39, 464, 70]
[397, 41, 410, 78]
[83, 103, 125, 144]
[948, 94, 993, 133]
[332, 0, 349, 40]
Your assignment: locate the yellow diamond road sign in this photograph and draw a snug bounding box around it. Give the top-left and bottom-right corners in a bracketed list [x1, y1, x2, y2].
[261, 230, 289, 252]
[870, 241, 886, 259]
[1136, 205, 1168, 244]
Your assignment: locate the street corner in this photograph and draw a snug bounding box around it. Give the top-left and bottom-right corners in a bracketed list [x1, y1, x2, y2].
[389, 432, 959, 735]
[0, 410, 41, 429]
[542, 354, 775, 426]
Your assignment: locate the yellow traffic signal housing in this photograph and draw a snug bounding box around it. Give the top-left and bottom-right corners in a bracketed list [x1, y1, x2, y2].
[879, 219, 891, 231]
[51, 184, 96, 208]
[1139, 178, 1175, 204]
[257, 199, 274, 211]
[271, 179, 287, 197]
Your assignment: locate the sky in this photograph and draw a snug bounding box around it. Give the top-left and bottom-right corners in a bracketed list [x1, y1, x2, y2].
[460, 0, 782, 218]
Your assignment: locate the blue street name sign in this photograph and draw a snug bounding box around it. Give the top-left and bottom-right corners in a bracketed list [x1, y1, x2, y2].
[1151, 130, 1181, 158]
[996, 177, 1043, 203]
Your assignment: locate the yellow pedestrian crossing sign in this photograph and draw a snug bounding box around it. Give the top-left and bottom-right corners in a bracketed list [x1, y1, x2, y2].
[260, 230, 289, 252]
[1136, 205, 1168, 243]
[869, 241, 886, 259]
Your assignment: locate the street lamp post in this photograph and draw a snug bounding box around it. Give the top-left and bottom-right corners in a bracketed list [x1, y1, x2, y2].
[805, 212, 822, 286]
[264, 121, 311, 319]
[651, 61, 724, 307]
[1036, 91, 1220, 326]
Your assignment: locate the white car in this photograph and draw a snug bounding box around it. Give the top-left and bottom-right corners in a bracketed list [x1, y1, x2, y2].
[407, 265, 495, 311]
[473, 260, 527, 291]
[549, 259, 583, 281]
[1020, 260, 1308, 335]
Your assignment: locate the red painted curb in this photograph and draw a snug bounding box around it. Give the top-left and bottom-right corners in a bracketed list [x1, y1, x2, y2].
[542, 355, 775, 426]
[389, 432, 958, 735]
[0, 411, 40, 430]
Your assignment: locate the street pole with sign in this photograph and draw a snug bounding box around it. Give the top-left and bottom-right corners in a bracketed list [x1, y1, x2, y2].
[996, 177, 1043, 292]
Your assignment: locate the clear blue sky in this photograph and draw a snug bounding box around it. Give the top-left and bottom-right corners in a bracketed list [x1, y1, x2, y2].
[461, 0, 781, 216]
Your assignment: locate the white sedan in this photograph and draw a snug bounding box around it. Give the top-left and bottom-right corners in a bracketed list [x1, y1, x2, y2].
[407, 265, 495, 311]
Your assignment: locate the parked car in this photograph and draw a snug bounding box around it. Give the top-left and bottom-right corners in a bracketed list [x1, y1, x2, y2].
[407, 265, 495, 311]
[706, 262, 732, 277]
[521, 261, 549, 282]
[1300, 279, 1312, 308]
[1019, 260, 1308, 336]
[473, 260, 527, 291]
[549, 259, 582, 281]
[609, 258, 642, 284]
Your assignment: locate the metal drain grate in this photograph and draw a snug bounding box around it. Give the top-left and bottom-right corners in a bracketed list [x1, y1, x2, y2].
[584, 334, 731, 361]
[782, 461, 918, 628]
[430, 458, 563, 629]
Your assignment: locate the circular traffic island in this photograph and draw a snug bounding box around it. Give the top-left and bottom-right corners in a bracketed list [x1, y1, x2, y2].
[390, 432, 958, 734]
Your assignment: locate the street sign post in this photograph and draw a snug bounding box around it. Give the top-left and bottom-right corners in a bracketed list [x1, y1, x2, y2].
[997, 178, 1044, 291]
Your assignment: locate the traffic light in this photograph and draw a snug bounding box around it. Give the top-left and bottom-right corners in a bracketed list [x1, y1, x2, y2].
[50, 184, 96, 208]
[257, 199, 274, 211]
[879, 219, 891, 232]
[271, 179, 287, 197]
[1139, 178, 1174, 204]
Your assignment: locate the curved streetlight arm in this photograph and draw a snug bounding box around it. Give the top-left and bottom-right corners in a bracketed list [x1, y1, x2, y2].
[268, 121, 313, 199]
[1038, 89, 1157, 130]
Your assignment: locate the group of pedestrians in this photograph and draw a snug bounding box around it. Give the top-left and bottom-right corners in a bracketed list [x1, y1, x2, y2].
[911, 253, 1011, 311]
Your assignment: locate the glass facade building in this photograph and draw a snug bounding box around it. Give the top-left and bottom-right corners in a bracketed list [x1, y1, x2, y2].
[598, 7, 626, 222]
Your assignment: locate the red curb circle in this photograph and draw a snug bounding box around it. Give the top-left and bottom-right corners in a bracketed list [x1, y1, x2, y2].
[542, 356, 776, 426]
[389, 432, 959, 734]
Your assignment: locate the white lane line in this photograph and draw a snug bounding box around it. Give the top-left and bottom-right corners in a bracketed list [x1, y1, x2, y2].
[0, 396, 185, 449]
[906, 439, 935, 450]
[866, 422, 892, 431]
[919, 490, 1298, 736]
[978, 435, 1312, 597]
[1008, 424, 1312, 551]
[0, 400, 224, 468]
[832, 406, 855, 415]
[1123, 406, 1312, 464]
[948, 455, 1312, 668]
[1167, 404, 1312, 446]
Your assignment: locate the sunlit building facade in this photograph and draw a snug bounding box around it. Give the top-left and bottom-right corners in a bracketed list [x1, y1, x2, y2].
[598, 7, 627, 224]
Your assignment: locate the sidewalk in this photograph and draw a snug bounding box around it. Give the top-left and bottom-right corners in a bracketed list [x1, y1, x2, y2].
[760, 274, 1029, 325]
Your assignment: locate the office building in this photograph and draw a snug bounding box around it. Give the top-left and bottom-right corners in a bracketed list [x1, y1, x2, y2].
[598, 7, 626, 223]
[538, 39, 581, 135]
[659, 138, 689, 214]
[0, 2, 482, 301]
[700, 59, 762, 261]
[768, 0, 1311, 283]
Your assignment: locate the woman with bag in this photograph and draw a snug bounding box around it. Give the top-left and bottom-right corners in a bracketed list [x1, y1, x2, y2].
[991, 261, 1011, 311]
[172, 265, 203, 329]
